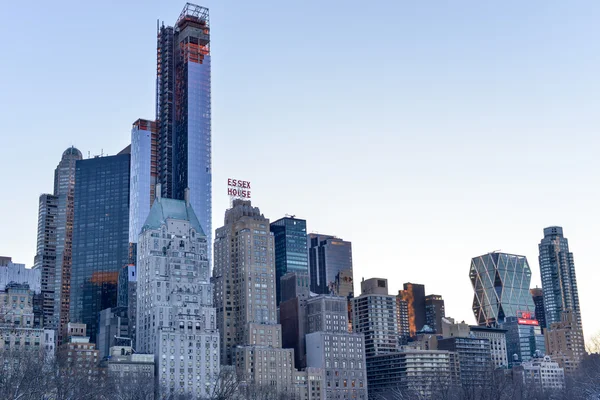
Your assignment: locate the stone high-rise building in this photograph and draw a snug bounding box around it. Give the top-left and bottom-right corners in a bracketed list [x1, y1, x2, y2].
[136, 191, 219, 398]
[305, 295, 368, 400]
[351, 278, 399, 358]
[213, 199, 297, 394]
[545, 309, 585, 374]
[33, 147, 82, 343]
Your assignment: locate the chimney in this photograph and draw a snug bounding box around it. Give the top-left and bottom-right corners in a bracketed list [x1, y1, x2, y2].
[156, 183, 162, 202]
[184, 188, 190, 206]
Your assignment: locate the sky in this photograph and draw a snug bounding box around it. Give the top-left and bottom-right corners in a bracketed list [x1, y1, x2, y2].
[0, 1, 599, 340]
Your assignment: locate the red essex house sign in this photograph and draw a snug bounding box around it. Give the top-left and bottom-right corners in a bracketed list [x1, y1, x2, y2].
[227, 178, 251, 199]
[516, 310, 539, 326]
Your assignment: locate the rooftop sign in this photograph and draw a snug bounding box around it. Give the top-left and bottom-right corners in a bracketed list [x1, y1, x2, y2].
[227, 179, 251, 199]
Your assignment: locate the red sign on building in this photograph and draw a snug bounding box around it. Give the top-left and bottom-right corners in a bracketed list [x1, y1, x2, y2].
[227, 179, 251, 199]
[516, 310, 539, 326]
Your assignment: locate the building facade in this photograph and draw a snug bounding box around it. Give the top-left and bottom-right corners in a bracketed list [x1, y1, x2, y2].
[270, 216, 308, 306]
[396, 296, 410, 344]
[32, 147, 82, 343]
[117, 264, 137, 347]
[366, 350, 459, 398]
[515, 355, 565, 390]
[104, 346, 155, 382]
[351, 278, 398, 358]
[470, 326, 509, 369]
[128, 119, 158, 247]
[156, 4, 212, 260]
[538, 227, 582, 328]
[0, 283, 55, 355]
[280, 272, 310, 369]
[0, 259, 40, 294]
[545, 309, 585, 374]
[70, 153, 130, 343]
[437, 337, 492, 387]
[470, 252, 536, 327]
[530, 287, 546, 330]
[305, 295, 367, 400]
[33, 194, 58, 323]
[213, 199, 296, 394]
[399, 283, 426, 337]
[425, 294, 445, 334]
[308, 234, 353, 297]
[502, 314, 545, 367]
[97, 307, 130, 359]
[136, 193, 219, 398]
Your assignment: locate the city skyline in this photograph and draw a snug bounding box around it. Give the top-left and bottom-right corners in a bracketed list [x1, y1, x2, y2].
[1, 0, 599, 344]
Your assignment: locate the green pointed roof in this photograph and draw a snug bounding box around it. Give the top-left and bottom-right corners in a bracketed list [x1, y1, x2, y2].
[141, 197, 205, 236]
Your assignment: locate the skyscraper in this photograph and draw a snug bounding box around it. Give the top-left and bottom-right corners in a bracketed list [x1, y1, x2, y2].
[33, 147, 82, 343]
[128, 119, 158, 247]
[156, 4, 212, 260]
[530, 287, 546, 330]
[399, 283, 426, 337]
[270, 216, 308, 305]
[308, 233, 353, 297]
[34, 194, 58, 321]
[305, 295, 368, 400]
[470, 252, 536, 327]
[213, 200, 297, 393]
[136, 191, 219, 398]
[70, 153, 130, 343]
[545, 309, 585, 374]
[502, 313, 545, 367]
[424, 294, 445, 334]
[351, 278, 399, 358]
[538, 227, 582, 328]
[396, 297, 410, 344]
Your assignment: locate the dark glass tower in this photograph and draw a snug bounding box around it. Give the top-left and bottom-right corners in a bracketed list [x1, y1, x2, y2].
[424, 294, 445, 334]
[156, 4, 212, 261]
[538, 226, 582, 328]
[530, 287, 546, 330]
[270, 216, 308, 305]
[308, 234, 353, 297]
[70, 153, 130, 343]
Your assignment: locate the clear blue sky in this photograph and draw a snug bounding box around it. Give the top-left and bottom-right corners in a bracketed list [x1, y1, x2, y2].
[1, 1, 599, 339]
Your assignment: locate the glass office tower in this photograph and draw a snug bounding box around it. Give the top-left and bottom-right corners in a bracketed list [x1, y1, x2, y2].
[157, 4, 212, 262]
[308, 233, 353, 297]
[470, 252, 536, 327]
[128, 119, 157, 245]
[70, 153, 130, 342]
[270, 216, 308, 305]
[538, 226, 582, 328]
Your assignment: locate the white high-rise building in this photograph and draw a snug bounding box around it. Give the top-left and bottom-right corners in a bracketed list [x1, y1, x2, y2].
[136, 189, 219, 398]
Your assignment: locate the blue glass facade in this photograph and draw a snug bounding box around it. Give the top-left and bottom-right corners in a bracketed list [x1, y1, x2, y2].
[129, 119, 157, 244]
[502, 316, 545, 366]
[70, 154, 130, 343]
[270, 217, 308, 305]
[157, 6, 212, 264]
